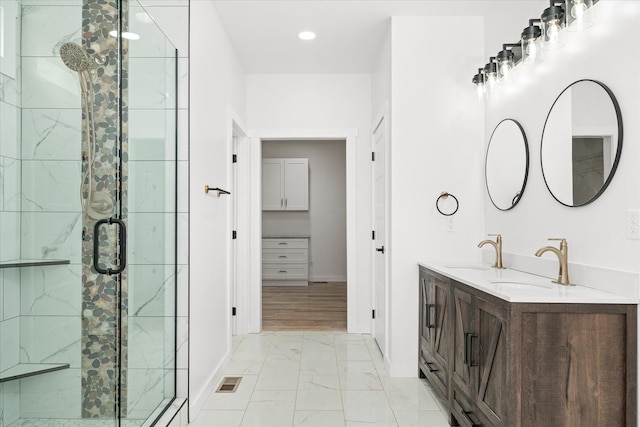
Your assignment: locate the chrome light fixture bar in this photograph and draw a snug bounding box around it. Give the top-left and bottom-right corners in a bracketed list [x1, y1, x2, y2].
[472, 0, 598, 96]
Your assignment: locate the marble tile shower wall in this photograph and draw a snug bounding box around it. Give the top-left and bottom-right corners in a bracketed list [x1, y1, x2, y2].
[13, 1, 85, 421]
[1, 1, 23, 425]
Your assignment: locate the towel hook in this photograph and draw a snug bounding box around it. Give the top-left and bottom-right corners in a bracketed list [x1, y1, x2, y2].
[204, 185, 231, 197]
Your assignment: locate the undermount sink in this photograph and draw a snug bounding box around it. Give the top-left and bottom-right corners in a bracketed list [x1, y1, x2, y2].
[488, 280, 555, 289]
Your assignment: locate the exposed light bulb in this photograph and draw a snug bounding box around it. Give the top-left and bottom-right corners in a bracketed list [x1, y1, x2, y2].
[546, 22, 560, 47]
[571, 1, 588, 19]
[499, 62, 511, 81]
[525, 39, 538, 62]
[476, 83, 485, 101]
[487, 74, 497, 91]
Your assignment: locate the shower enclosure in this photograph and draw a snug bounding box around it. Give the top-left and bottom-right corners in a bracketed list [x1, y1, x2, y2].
[0, 0, 178, 425]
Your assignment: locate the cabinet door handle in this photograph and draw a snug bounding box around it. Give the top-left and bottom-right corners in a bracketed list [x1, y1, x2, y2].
[285, 198, 287, 208]
[425, 362, 438, 373]
[462, 410, 481, 427]
[426, 304, 436, 328]
[464, 332, 478, 367]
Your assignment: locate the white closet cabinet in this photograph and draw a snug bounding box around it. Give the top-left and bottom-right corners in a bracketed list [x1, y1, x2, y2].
[262, 158, 309, 211]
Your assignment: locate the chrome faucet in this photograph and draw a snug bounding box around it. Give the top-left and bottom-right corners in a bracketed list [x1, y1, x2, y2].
[478, 234, 505, 269]
[535, 238, 573, 286]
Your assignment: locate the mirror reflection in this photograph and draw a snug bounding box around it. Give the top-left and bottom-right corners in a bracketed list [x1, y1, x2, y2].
[485, 119, 529, 211]
[541, 80, 622, 207]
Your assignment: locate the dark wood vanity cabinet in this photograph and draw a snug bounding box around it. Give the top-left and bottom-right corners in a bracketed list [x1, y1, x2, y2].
[419, 268, 452, 399]
[418, 266, 637, 427]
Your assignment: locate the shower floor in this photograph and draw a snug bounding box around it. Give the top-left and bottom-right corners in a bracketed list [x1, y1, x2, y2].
[9, 419, 145, 427]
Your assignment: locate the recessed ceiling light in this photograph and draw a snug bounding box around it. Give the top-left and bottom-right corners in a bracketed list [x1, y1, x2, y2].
[298, 31, 316, 41]
[108, 30, 141, 41]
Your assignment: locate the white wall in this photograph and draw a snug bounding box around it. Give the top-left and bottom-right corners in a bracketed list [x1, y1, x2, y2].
[484, 2, 640, 275]
[372, 25, 391, 121]
[247, 74, 373, 332]
[388, 16, 485, 377]
[262, 140, 347, 281]
[189, 1, 246, 417]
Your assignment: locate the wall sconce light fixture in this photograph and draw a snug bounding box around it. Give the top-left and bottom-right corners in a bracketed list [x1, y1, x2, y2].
[472, 0, 598, 98]
[496, 44, 520, 81]
[521, 19, 543, 64]
[566, 0, 593, 31]
[484, 57, 498, 93]
[541, 1, 566, 49]
[472, 68, 485, 100]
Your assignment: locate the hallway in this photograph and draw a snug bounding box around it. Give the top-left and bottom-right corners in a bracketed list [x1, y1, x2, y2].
[190, 332, 448, 426]
[262, 283, 348, 331]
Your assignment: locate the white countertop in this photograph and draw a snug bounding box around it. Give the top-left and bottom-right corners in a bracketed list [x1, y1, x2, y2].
[419, 261, 638, 304]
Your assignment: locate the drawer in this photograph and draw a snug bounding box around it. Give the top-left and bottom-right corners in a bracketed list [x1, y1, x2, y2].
[421, 347, 447, 400]
[262, 238, 308, 249]
[262, 248, 308, 263]
[263, 263, 309, 280]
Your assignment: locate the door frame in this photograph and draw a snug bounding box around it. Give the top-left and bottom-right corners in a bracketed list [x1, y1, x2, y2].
[371, 102, 390, 358]
[246, 128, 358, 333]
[226, 109, 250, 335]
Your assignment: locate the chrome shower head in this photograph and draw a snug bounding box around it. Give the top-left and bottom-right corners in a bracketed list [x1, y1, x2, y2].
[59, 42, 91, 72]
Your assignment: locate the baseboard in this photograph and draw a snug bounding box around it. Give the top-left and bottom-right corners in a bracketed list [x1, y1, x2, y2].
[188, 349, 232, 421]
[309, 275, 347, 282]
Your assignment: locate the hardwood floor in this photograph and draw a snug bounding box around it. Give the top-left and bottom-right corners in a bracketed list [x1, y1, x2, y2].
[262, 282, 347, 331]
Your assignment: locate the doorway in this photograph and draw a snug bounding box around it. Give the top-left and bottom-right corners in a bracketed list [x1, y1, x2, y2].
[260, 139, 347, 330]
[246, 129, 359, 334]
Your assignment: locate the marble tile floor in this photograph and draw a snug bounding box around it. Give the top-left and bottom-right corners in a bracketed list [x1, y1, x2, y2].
[190, 332, 450, 427]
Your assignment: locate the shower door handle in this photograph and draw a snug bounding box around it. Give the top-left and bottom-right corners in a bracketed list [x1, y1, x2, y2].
[93, 217, 127, 275]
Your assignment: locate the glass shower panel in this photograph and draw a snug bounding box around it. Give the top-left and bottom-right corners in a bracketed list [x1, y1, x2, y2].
[0, 0, 177, 426]
[125, 0, 177, 424]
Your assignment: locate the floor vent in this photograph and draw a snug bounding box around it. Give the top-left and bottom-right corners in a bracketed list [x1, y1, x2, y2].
[216, 376, 242, 393]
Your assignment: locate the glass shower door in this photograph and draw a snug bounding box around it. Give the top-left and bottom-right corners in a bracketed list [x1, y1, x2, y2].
[0, 0, 177, 425]
[124, 0, 178, 424]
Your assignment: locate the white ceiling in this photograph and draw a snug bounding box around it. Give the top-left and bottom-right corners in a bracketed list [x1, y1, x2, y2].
[211, 0, 543, 74]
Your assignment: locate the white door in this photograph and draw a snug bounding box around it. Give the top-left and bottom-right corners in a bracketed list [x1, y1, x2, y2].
[283, 159, 309, 210]
[262, 159, 284, 210]
[373, 116, 387, 354]
[231, 136, 238, 335]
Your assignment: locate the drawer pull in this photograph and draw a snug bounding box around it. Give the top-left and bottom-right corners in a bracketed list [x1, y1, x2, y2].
[279, 255, 288, 258]
[426, 362, 438, 373]
[426, 304, 436, 329]
[278, 242, 288, 245]
[279, 270, 287, 273]
[461, 410, 481, 427]
[464, 332, 478, 367]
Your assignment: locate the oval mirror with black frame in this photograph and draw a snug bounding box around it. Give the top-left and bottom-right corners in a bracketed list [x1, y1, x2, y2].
[485, 119, 529, 211]
[541, 79, 623, 207]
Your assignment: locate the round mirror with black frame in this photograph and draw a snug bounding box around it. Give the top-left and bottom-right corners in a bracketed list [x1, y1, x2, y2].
[541, 79, 623, 207]
[485, 119, 529, 211]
